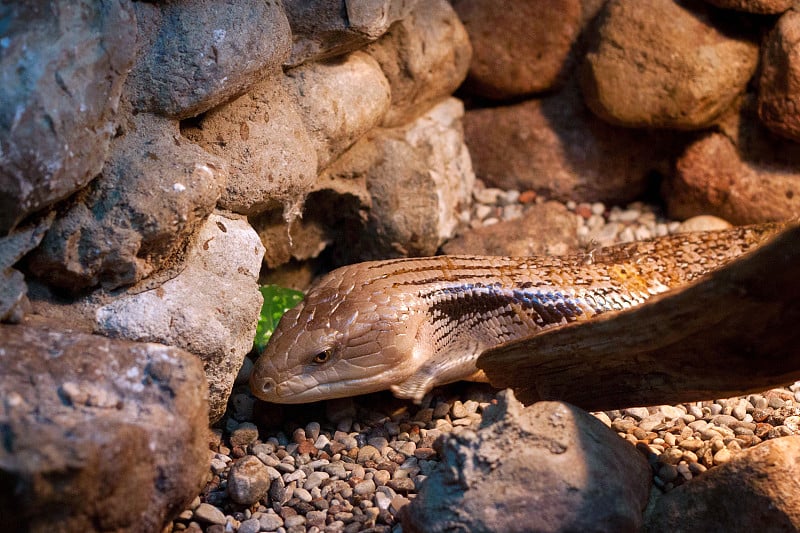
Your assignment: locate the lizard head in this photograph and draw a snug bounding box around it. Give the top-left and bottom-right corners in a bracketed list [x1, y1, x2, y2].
[250, 263, 431, 404]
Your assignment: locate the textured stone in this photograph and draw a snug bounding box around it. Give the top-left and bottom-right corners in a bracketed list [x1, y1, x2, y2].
[127, 0, 291, 119]
[0, 216, 52, 323]
[183, 77, 316, 218]
[283, 0, 418, 67]
[27, 112, 225, 292]
[452, 0, 582, 99]
[464, 81, 675, 203]
[581, 0, 759, 129]
[320, 98, 474, 262]
[401, 391, 652, 532]
[0, 1, 136, 234]
[0, 324, 209, 532]
[94, 212, 265, 422]
[667, 131, 800, 224]
[645, 436, 800, 531]
[228, 456, 272, 506]
[366, 0, 472, 127]
[703, 0, 795, 13]
[758, 9, 800, 141]
[442, 202, 579, 257]
[286, 51, 391, 170]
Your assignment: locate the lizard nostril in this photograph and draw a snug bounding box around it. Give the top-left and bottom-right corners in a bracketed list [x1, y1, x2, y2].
[260, 377, 277, 395]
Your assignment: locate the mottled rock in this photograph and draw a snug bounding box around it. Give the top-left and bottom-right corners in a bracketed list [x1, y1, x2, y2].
[581, 0, 759, 129]
[321, 98, 474, 261]
[667, 131, 800, 224]
[0, 324, 209, 532]
[366, 0, 472, 127]
[128, 0, 291, 119]
[94, 212, 265, 422]
[27, 112, 225, 292]
[228, 456, 272, 506]
[0, 216, 52, 323]
[703, 0, 795, 13]
[645, 436, 800, 531]
[758, 9, 800, 141]
[286, 51, 391, 170]
[0, 1, 136, 234]
[442, 202, 579, 256]
[283, 0, 418, 67]
[183, 77, 316, 217]
[401, 391, 652, 532]
[464, 82, 674, 203]
[452, 0, 582, 99]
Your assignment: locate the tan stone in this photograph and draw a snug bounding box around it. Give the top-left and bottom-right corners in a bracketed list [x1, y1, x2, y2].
[758, 9, 800, 141]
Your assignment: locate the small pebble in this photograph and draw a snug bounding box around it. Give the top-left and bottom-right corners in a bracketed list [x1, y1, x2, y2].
[193, 503, 227, 526]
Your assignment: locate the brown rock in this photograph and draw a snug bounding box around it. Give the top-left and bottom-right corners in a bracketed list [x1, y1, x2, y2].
[0, 1, 136, 234]
[401, 391, 652, 532]
[463, 82, 676, 203]
[667, 132, 800, 224]
[703, 0, 795, 13]
[286, 51, 392, 170]
[127, 0, 291, 119]
[452, 0, 582, 99]
[183, 76, 317, 218]
[0, 324, 209, 532]
[758, 9, 800, 141]
[442, 202, 579, 256]
[581, 0, 759, 129]
[27, 112, 225, 292]
[644, 436, 800, 531]
[366, 0, 472, 127]
[283, 0, 419, 67]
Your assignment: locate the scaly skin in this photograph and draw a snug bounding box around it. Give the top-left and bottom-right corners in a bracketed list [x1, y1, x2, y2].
[250, 223, 781, 403]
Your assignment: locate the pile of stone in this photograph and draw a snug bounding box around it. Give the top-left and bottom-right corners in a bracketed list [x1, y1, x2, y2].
[2, 0, 800, 531]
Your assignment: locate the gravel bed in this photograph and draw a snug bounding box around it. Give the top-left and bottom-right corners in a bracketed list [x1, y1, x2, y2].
[169, 182, 799, 532]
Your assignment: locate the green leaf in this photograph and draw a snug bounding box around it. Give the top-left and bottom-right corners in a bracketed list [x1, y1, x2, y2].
[253, 285, 305, 353]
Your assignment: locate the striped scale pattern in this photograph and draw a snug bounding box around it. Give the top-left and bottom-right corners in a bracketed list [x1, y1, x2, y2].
[251, 223, 781, 404]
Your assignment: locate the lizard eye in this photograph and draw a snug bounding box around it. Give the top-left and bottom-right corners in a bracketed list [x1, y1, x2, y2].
[313, 349, 333, 364]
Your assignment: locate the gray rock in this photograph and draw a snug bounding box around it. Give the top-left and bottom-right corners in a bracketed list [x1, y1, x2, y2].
[27, 112, 226, 292]
[127, 0, 291, 119]
[238, 518, 262, 533]
[0, 215, 52, 323]
[283, 0, 418, 67]
[366, 0, 472, 127]
[94, 212, 264, 422]
[194, 503, 227, 526]
[321, 97, 474, 262]
[0, 324, 209, 532]
[401, 390, 652, 532]
[286, 51, 391, 170]
[228, 456, 272, 506]
[0, 0, 136, 234]
[183, 76, 316, 218]
[259, 512, 284, 531]
[645, 436, 800, 531]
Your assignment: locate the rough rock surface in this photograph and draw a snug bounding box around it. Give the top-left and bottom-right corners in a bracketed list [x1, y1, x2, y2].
[0, 324, 209, 532]
[703, 0, 795, 13]
[452, 0, 582, 99]
[283, 0, 418, 67]
[322, 98, 474, 261]
[183, 77, 317, 218]
[94, 212, 265, 422]
[286, 51, 392, 170]
[667, 131, 800, 224]
[581, 0, 759, 129]
[644, 436, 800, 531]
[0, 216, 52, 323]
[0, 1, 136, 235]
[401, 391, 652, 533]
[758, 8, 800, 142]
[463, 82, 675, 203]
[366, 0, 472, 127]
[127, 0, 291, 119]
[442, 201, 580, 257]
[27, 112, 226, 293]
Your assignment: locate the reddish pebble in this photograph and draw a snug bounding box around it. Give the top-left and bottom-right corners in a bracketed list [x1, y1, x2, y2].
[518, 190, 537, 204]
[575, 203, 593, 219]
[297, 438, 318, 456]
